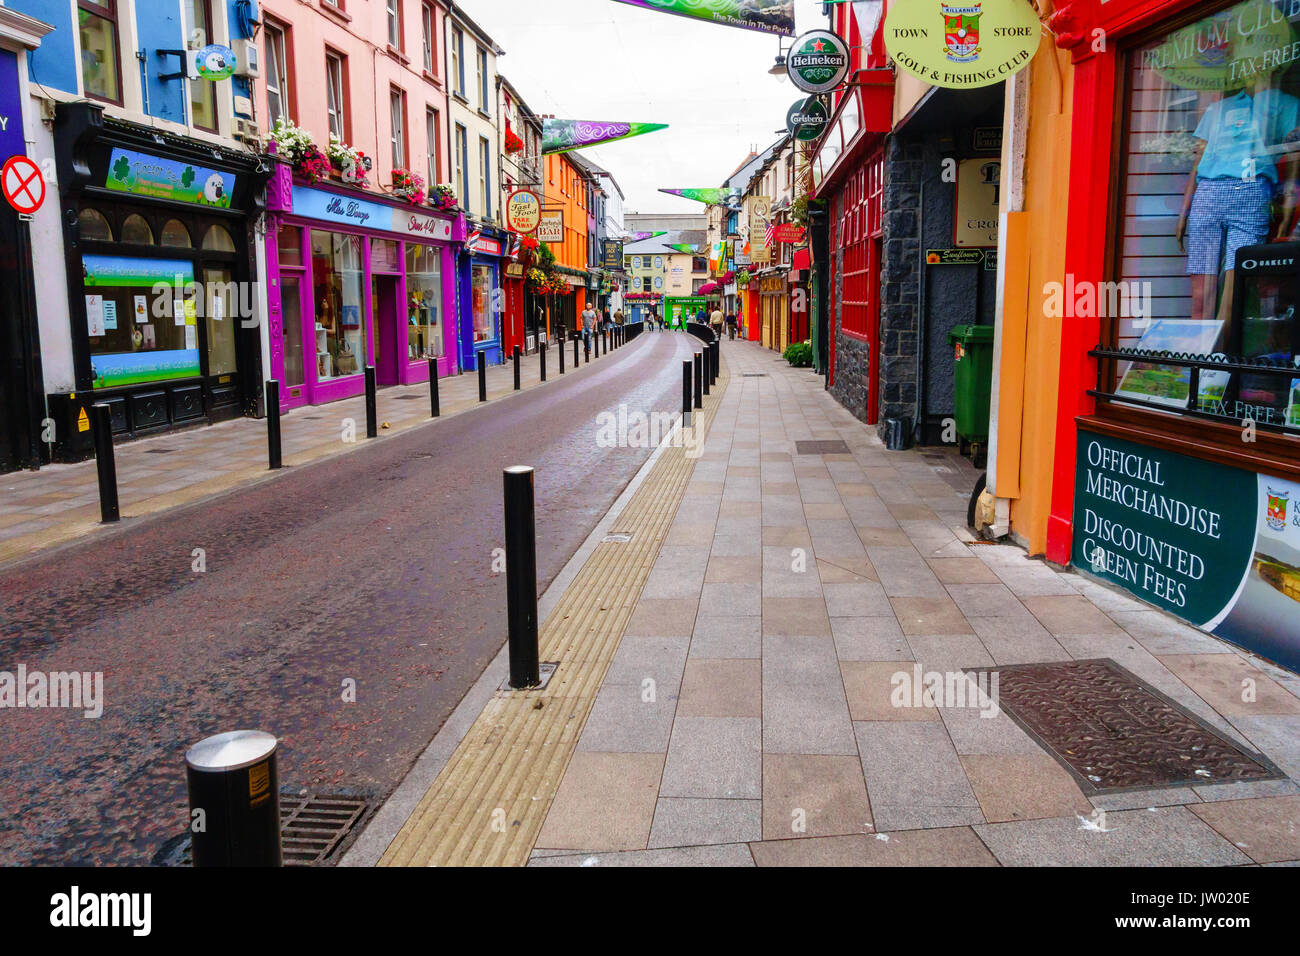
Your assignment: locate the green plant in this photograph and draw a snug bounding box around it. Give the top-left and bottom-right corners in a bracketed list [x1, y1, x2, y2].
[783, 341, 813, 368]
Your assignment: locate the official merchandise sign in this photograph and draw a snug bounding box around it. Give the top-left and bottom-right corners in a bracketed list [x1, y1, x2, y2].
[506, 189, 542, 233]
[786, 97, 829, 141]
[884, 0, 1041, 89]
[537, 209, 564, 243]
[2, 155, 45, 214]
[1073, 430, 1300, 672]
[788, 30, 850, 94]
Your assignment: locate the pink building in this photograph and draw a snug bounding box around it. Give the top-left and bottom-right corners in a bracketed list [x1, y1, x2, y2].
[255, 0, 461, 410]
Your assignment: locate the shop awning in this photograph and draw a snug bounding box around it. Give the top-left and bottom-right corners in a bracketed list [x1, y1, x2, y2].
[792, 248, 810, 272]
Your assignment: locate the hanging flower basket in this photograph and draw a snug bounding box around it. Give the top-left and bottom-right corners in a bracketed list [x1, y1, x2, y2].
[326, 134, 370, 186]
[429, 183, 458, 211]
[392, 168, 427, 205]
[295, 146, 331, 184]
[504, 128, 525, 155]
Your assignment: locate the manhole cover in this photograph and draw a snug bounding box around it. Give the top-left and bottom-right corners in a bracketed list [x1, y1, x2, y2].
[144, 448, 175, 454]
[742, 373, 768, 377]
[794, 440, 851, 455]
[152, 789, 372, 866]
[394, 394, 422, 400]
[977, 659, 1283, 794]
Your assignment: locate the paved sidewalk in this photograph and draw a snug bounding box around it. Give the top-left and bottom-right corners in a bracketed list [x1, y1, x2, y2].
[0, 338, 611, 566]
[525, 339, 1300, 866]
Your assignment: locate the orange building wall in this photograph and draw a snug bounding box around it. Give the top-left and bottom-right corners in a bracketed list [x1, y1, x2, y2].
[544, 153, 590, 314]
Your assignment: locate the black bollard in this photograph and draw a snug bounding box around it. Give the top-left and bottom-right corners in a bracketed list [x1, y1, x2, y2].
[478, 354, 487, 402]
[364, 366, 378, 438]
[513, 346, 521, 390]
[540, 342, 547, 382]
[693, 353, 703, 409]
[702, 350, 711, 397]
[574, 335, 581, 367]
[503, 466, 540, 688]
[266, 380, 282, 470]
[710, 342, 718, 385]
[90, 403, 119, 523]
[682, 360, 693, 427]
[186, 730, 281, 866]
[559, 334, 565, 374]
[428, 358, 440, 417]
[584, 338, 590, 363]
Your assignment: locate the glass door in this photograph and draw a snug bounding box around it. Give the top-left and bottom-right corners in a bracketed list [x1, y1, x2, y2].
[281, 275, 305, 391]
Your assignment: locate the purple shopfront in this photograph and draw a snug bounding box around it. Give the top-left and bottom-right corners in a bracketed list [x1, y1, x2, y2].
[264, 164, 462, 410]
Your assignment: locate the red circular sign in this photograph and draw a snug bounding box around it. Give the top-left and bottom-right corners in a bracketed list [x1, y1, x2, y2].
[2, 156, 45, 215]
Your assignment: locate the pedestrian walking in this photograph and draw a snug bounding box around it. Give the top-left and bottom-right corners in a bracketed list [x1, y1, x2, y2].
[725, 311, 737, 340]
[581, 302, 597, 350]
[710, 304, 724, 340]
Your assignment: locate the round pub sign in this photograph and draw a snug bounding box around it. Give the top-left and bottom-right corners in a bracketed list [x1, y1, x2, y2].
[786, 97, 829, 141]
[788, 30, 849, 94]
[884, 0, 1041, 89]
[506, 189, 541, 234]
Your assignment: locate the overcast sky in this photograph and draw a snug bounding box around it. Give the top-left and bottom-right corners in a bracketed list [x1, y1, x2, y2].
[457, 0, 831, 215]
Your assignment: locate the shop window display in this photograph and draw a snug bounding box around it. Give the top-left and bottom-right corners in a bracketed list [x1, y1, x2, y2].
[471, 263, 495, 344]
[311, 230, 366, 380]
[406, 244, 443, 360]
[1117, 0, 1300, 429]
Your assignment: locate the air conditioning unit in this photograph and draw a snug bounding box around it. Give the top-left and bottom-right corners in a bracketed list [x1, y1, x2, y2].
[232, 117, 260, 143]
[232, 38, 260, 77]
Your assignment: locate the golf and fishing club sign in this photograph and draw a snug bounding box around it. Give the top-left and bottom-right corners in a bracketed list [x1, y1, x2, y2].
[884, 0, 1042, 89]
[787, 30, 850, 94]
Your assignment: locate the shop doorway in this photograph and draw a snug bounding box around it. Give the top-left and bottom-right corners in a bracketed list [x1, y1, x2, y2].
[280, 275, 306, 401]
[372, 273, 400, 386]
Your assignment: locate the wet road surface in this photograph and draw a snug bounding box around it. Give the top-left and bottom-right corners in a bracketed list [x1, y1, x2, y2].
[0, 330, 698, 864]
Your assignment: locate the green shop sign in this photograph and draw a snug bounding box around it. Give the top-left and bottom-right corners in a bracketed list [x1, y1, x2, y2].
[786, 96, 829, 141]
[105, 148, 235, 208]
[1073, 429, 1300, 671]
[788, 30, 850, 94]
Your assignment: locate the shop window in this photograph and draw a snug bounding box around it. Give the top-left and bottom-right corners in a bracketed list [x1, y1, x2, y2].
[406, 243, 443, 360]
[120, 214, 153, 244]
[277, 224, 303, 267]
[372, 239, 400, 273]
[310, 230, 366, 380]
[202, 225, 236, 252]
[78, 208, 113, 242]
[471, 264, 495, 344]
[77, 1, 121, 104]
[161, 220, 192, 248]
[204, 266, 237, 375]
[1111, 0, 1300, 433]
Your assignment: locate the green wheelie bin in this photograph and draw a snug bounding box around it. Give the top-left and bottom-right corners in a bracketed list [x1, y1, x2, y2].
[948, 325, 995, 457]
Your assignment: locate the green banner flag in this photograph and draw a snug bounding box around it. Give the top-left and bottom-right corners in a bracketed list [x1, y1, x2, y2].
[668, 243, 700, 254]
[543, 120, 668, 155]
[659, 187, 742, 207]
[625, 231, 667, 242]
[609, 0, 795, 36]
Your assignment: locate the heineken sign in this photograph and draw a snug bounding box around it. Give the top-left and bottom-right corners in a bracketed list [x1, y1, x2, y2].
[884, 0, 1041, 89]
[786, 97, 829, 141]
[1072, 429, 1300, 672]
[788, 30, 850, 94]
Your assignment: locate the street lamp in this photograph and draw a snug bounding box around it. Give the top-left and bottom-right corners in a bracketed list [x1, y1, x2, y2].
[768, 53, 787, 76]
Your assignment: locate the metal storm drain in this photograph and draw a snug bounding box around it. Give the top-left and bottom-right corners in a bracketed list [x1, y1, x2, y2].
[144, 447, 176, 454]
[741, 372, 768, 377]
[153, 789, 372, 867]
[794, 439, 851, 456]
[981, 658, 1283, 794]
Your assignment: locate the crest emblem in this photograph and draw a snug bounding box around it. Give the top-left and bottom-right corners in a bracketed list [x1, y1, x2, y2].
[1266, 487, 1289, 532]
[942, 3, 983, 64]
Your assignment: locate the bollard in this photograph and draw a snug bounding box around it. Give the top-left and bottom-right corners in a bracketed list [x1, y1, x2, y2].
[559, 335, 565, 374]
[503, 466, 540, 688]
[702, 351, 711, 397]
[185, 730, 282, 866]
[266, 380, 282, 470]
[513, 346, 521, 391]
[540, 342, 547, 382]
[693, 353, 703, 409]
[584, 338, 590, 363]
[682, 360, 693, 427]
[428, 358, 440, 417]
[711, 341, 718, 385]
[90, 403, 120, 523]
[364, 366, 378, 438]
[478, 354, 487, 402]
[574, 335, 580, 367]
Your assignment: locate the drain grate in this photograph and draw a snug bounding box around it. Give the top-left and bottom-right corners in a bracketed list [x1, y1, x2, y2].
[152, 789, 372, 866]
[742, 372, 768, 377]
[394, 394, 422, 400]
[977, 658, 1283, 794]
[794, 440, 851, 456]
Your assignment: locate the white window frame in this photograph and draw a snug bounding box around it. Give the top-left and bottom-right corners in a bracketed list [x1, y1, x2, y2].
[264, 20, 290, 124]
[390, 87, 406, 169]
[325, 51, 346, 140]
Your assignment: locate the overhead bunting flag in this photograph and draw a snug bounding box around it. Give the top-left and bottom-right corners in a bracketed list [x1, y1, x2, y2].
[659, 187, 742, 207]
[543, 120, 668, 155]
[609, 0, 795, 36]
[624, 230, 667, 243]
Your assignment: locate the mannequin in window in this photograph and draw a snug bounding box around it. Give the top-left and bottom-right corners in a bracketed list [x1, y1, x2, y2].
[1176, 72, 1300, 328]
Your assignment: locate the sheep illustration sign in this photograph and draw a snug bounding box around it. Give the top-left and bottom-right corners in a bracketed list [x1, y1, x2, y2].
[884, 0, 1042, 89]
[195, 44, 237, 81]
[105, 148, 235, 208]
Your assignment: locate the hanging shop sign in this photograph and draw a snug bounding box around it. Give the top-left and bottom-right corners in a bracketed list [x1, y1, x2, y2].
[0, 51, 25, 164]
[195, 44, 237, 81]
[542, 119, 668, 155]
[954, 158, 1000, 247]
[608, 0, 794, 36]
[1073, 429, 1300, 672]
[788, 30, 850, 94]
[600, 239, 624, 271]
[925, 248, 984, 265]
[537, 209, 564, 243]
[506, 189, 542, 233]
[786, 96, 829, 141]
[748, 196, 772, 262]
[884, 0, 1041, 89]
[106, 148, 235, 208]
[772, 223, 806, 244]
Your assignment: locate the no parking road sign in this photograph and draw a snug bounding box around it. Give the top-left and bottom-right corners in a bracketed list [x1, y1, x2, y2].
[2, 155, 46, 215]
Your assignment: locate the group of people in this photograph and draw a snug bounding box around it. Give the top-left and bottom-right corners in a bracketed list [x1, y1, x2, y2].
[698, 306, 741, 341]
[579, 304, 625, 350]
[579, 304, 743, 340]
